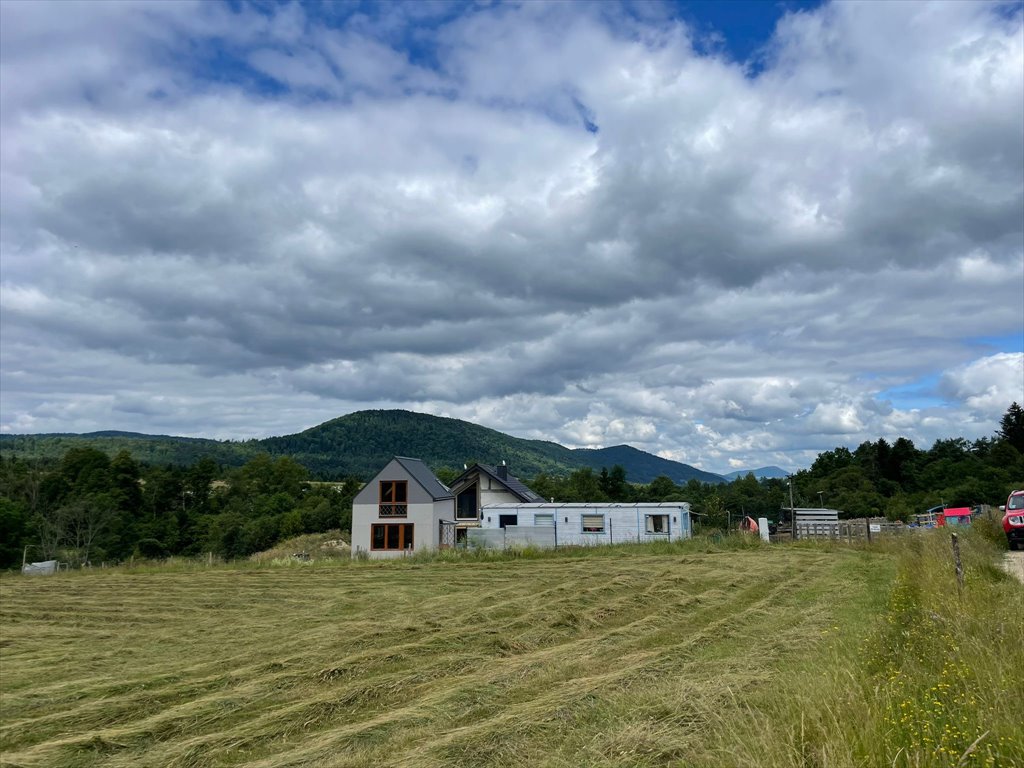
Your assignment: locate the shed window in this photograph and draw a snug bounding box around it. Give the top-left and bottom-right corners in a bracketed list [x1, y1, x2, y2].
[379, 480, 408, 517]
[646, 514, 669, 534]
[371, 523, 414, 551]
[581, 514, 605, 533]
[534, 513, 555, 527]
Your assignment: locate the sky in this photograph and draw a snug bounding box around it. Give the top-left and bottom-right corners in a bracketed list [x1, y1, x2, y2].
[1, 0, 1023, 476]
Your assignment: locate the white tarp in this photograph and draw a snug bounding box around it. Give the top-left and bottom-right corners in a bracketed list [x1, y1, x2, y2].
[22, 560, 57, 576]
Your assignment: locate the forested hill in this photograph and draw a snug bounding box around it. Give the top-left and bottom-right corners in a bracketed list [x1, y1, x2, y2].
[258, 410, 577, 479]
[0, 410, 724, 484]
[0, 432, 263, 468]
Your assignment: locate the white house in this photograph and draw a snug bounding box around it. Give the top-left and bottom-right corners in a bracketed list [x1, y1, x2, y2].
[350, 457, 454, 559]
[446, 462, 545, 545]
[470, 502, 692, 549]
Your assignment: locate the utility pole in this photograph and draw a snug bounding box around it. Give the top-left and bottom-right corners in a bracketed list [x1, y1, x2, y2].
[788, 476, 796, 540]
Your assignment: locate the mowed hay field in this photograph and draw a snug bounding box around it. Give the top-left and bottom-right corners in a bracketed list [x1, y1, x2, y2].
[0, 541, 1018, 767]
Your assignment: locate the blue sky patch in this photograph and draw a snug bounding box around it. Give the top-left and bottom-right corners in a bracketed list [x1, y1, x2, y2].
[878, 374, 947, 410]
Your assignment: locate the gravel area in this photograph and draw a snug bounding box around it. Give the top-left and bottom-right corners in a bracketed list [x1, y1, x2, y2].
[1002, 551, 1024, 584]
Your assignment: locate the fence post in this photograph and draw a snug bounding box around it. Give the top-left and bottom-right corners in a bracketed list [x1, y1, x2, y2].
[951, 533, 964, 596]
[865, 517, 872, 544]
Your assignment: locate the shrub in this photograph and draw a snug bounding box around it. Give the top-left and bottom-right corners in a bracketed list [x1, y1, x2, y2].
[136, 538, 169, 559]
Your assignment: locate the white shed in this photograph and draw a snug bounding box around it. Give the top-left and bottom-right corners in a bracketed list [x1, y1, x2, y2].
[473, 502, 692, 549]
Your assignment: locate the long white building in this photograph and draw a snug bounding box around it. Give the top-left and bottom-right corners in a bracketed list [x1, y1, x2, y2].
[471, 502, 692, 548]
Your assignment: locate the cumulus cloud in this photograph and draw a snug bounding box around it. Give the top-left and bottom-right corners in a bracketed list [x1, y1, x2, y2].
[1, 0, 1022, 473]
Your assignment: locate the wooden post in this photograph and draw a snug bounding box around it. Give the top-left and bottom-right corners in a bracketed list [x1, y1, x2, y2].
[951, 533, 964, 596]
[865, 517, 872, 544]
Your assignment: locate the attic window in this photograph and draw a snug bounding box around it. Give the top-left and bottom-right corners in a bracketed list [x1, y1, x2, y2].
[379, 480, 408, 517]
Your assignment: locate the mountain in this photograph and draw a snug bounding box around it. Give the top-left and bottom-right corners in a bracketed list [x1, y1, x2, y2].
[0, 409, 725, 485]
[722, 466, 789, 481]
[573, 444, 724, 485]
[258, 410, 574, 479]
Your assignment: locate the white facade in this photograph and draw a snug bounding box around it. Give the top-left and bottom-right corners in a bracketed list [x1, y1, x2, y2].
[476, 502, 692, 548]
[351, 457, 454, 559]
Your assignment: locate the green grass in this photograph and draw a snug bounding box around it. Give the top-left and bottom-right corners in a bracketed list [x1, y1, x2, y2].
[1, 535, 1020, 767]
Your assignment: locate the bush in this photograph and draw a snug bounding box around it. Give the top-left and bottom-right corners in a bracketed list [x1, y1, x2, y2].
[969, 513, 1007, 549]
[136, 538, 169, 559]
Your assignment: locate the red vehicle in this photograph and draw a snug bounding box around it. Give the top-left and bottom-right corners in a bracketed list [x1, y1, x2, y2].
[1004, 490, 1024, 550]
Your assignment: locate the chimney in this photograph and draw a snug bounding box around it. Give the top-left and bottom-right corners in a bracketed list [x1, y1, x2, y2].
[497, 460, 508, 480]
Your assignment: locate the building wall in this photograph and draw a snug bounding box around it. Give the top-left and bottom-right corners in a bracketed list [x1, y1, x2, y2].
[479, 486, 522, 510]
[478, 503, 691, 548]
[352, 458, 444, 506]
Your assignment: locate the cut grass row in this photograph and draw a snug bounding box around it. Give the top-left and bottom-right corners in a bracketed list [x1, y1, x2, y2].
[1, 533, 1020, 767]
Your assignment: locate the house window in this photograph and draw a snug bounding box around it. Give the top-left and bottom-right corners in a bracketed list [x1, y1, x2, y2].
[646, 514, 670, 534]
[371, 523, 414, 551]
[581, 514, 605, 533]
[379, 480, 407, 517]
[534, 513, 555, 527]
[456, 486, 478, 520]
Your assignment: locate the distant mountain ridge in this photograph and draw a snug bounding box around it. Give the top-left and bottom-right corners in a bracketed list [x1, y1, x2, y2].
[722, 466, 789, 481]
[0, 409, 726, 485]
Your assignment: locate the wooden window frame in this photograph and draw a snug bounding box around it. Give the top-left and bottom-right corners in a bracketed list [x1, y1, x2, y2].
[379, 480, 408, 517]
[371, 523, 415, 551]
[455, 485, 478, 520]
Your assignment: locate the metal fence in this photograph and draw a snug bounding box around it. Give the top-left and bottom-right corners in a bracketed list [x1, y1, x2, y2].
[467, 525, 557, 550]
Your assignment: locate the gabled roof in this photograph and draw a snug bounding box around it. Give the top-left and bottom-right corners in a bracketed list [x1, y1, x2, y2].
[393, 456, 453, 500]
[450, 463, 544, 503]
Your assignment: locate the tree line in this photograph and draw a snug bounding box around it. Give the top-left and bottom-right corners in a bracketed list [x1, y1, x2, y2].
[2, 403, 1022, 568]
[515, 403, 1024, 528]
[0, 450, 357, 568]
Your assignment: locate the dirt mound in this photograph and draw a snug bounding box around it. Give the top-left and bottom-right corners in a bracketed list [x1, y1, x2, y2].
[249, 530, 350, 564]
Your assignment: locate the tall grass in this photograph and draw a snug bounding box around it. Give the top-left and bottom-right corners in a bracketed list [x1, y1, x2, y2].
[712, 529, 1023, 767]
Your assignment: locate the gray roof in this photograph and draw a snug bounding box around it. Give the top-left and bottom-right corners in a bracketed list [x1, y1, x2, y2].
[451, 463, 544, 503]
[393, 456, 453, 500]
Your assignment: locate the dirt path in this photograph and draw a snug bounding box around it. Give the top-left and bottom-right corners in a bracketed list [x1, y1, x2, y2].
[1002, 551, 1024, 584]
